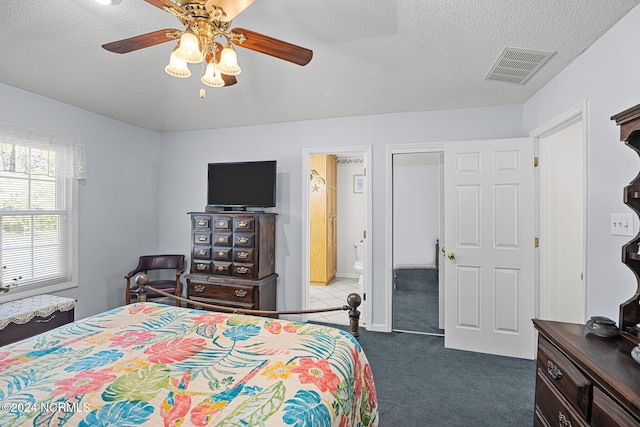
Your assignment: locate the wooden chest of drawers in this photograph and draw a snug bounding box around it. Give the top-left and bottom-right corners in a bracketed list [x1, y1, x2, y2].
[0, 295, 75, 346]
[533, 319, 640, 426]
[190, 212, 276, 280]
[185, 273, 277, 312]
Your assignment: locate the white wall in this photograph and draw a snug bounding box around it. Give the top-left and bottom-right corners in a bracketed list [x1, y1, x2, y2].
[523, 4, 640, 322]
[393, 159, 440, 268]
[158, 106, 524, 330]
[336, 160, 365, 277]
[0, 83, 162, 319]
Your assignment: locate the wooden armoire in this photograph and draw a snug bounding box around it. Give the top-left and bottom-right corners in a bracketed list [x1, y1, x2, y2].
[310, 154, 337, 286]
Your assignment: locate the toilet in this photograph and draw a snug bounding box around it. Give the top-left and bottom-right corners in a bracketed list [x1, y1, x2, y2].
[353, 240, 364, 286]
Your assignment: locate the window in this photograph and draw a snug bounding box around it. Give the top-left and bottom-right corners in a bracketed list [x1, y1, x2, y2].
[0, 123, 85, 300]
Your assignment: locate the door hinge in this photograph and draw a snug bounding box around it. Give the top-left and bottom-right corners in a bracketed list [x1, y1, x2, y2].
[535, 237, 539, 248]
[363, 230, 367, 239]
[534, 157, 539, 167]
[363, 167, 367, 177]
[363, 293, 366, 301]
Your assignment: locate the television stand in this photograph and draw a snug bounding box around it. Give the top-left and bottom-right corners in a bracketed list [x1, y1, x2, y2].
[205, 206, 268, 213]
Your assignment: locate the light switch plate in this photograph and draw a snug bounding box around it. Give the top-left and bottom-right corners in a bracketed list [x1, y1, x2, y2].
[611, 213, 635, 236]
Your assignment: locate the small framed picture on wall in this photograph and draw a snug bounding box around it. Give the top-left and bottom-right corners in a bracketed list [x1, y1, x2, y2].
[353, 174, 364, 193]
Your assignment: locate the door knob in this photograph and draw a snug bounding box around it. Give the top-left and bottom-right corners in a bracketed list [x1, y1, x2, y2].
[447, 252, 456, 260]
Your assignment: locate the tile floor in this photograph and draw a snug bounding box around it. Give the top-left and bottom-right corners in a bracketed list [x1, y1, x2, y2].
[308, 276, 365, 326]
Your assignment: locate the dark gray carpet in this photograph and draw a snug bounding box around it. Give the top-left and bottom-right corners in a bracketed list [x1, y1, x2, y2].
[393, 268, 443, 334]
[338, 326, 536, 426]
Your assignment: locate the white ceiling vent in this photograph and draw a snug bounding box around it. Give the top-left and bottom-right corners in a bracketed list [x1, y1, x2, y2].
[486, 47, 555, 85]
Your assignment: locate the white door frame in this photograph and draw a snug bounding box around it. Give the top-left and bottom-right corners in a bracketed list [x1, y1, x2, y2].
[386, 142, 445, 332]
[530, 100, 589, 320]
[302, 146, 373, 326]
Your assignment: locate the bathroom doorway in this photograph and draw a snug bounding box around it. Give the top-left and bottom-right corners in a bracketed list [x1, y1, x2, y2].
[392, 152, 444, 335]
[302, 146, 372, 327]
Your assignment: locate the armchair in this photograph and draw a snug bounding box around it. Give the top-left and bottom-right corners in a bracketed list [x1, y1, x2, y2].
[125, 254, 185, 306]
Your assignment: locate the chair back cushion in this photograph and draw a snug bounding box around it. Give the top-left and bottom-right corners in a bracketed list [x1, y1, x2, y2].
[139, 255, 185, 273]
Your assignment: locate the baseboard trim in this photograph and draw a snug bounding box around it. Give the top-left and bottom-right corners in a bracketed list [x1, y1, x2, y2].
[335, 273, 359, 279]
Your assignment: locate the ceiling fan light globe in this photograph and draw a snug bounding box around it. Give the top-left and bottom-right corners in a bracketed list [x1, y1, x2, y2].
[201, 63, 225, 87]
[165, 52, 191, 78]
[175, 32, 203, 64]
[217, 47, 241, 75]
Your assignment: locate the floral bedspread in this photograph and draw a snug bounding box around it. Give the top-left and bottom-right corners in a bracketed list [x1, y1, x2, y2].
[0, 302, 378, 427]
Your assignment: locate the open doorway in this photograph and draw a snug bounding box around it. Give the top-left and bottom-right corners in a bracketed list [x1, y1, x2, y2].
[392, 152, 444, 335]
[302, 146, 372, 327]
[533, 103, 588, 323]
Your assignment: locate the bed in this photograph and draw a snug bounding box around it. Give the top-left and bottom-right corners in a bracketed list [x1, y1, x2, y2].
[0, 302, 378, 426]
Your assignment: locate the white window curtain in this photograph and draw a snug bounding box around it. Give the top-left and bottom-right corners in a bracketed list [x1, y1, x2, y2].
[0, 122, 85, 297]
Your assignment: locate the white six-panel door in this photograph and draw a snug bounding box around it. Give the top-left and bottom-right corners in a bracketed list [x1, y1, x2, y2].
[443, 138, 536, 359]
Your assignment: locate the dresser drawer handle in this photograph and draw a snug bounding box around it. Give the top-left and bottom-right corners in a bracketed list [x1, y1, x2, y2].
[237, 252, 249, 259]
[196, 264, 207, 271]
[198, 236, 208, 242]
[217, 266, 225, 272]
[238, 237, 249, 244]
[218, 221, 226, 227]
[197, 220, 207, 227]
[235, 289, 248, 298]
[237, 267, 249, 274]
[218, 237, 226, 242]
[237, 220, 248, 228]
[35, 314, 56, 323]
[197, 249, 206, 256]
[218, 251, 226, 257]
[194, 285, 205, 293]
[558, 411, 572, 427]
[546, 360, 563, 380]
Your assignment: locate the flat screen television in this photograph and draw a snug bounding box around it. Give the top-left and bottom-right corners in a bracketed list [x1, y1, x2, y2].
[207, 160, 277, 210]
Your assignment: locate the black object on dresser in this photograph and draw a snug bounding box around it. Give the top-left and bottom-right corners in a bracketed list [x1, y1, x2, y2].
[185, 211, 277, 312]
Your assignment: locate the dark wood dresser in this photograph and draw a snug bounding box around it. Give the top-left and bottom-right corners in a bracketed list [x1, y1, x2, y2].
[0, 295, 75, 346]
[533, 319, 640, 426]
[185, 211, 277, 312]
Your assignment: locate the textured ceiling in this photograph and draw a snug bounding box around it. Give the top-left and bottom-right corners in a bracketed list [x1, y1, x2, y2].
[1, 0, 638, 132]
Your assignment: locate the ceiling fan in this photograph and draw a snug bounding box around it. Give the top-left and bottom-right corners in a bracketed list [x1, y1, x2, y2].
[102, 0, 313, 88]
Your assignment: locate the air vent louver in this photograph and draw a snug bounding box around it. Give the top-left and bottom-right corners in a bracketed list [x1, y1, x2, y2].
[486, 47, 555, 85]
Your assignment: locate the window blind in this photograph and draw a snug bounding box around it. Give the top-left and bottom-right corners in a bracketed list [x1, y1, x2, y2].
[0, 123, 85, 295]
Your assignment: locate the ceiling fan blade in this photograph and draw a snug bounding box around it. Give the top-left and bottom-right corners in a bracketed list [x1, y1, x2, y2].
[231, 28, 313, 66]
[221, 74, 237, 86]
[205, 0, 255, 22]
[144, 0, 186, 15]
[102, 29, 182, 54]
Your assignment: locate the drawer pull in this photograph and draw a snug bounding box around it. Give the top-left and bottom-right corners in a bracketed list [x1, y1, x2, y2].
[218, 221, 226, 227]
[217, 266, 225, 272]
[194, 285, 205, 293]
[546, 360, 563, 380]
[198, 236, 208, 242]
[237, 252, 249, 259]
[35, 314, 56, 323]
[235, 289, 248, 298]
[197, 249, 206, 256]
[558, 411, 572, 427]
[237, 267, 249, 274]
[237, 220, 248, 228]
[218, 237, 226, 242]
[218, 251, 226, 256]
[238, 237, 249, 244]
[196, 264, 207, 271]
[197, 220, 207, 226]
